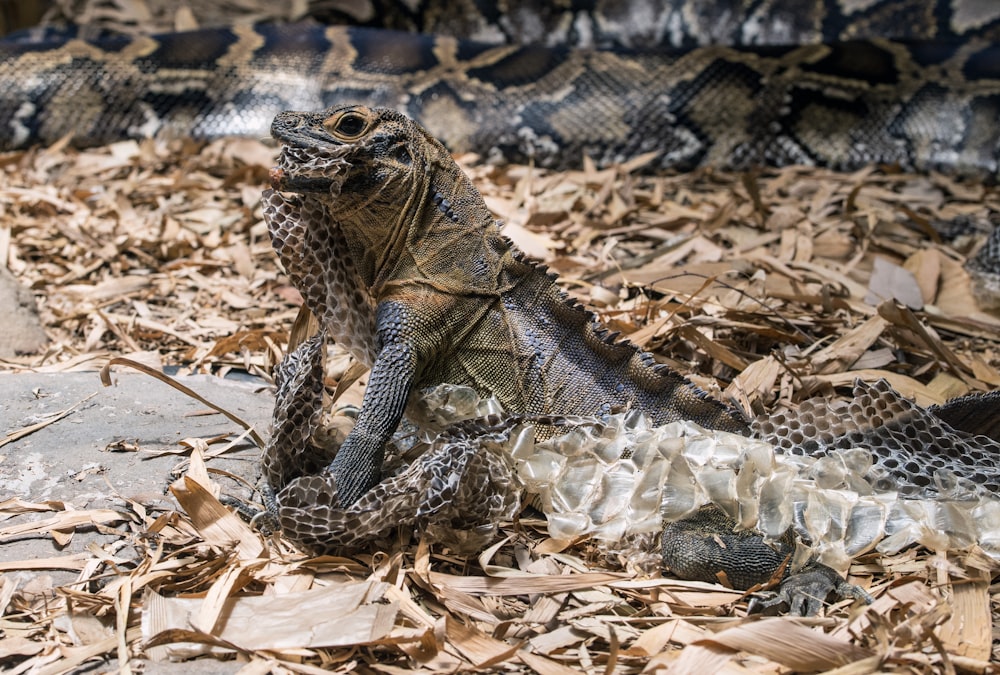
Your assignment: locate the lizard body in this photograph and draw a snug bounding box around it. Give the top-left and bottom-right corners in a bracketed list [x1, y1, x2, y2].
[263, 104, 746, 507]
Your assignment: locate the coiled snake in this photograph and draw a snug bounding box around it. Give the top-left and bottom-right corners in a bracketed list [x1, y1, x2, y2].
[2, 1, 999, 174]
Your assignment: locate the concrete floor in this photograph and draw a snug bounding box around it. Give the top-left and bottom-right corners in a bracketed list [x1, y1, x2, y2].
[1, 370, 275, 673]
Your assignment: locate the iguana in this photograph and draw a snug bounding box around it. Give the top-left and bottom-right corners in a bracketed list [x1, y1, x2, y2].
[260, 104, 995, 613]
[263, 104, 748, 509]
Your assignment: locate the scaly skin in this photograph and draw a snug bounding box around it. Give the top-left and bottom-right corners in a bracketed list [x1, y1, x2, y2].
[263, 104, 748, 507]
[261, 105, 911, 614]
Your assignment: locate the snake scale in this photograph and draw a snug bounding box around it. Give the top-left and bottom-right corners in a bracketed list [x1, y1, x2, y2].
[2, 1, 1000, 173]
[5, 1, 1000, 612]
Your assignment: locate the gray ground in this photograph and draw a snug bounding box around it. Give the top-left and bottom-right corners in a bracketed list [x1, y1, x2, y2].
[0, 269, 48, 357]
[1, 370, 275, 673]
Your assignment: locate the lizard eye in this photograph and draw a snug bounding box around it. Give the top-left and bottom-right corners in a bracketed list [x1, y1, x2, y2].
[324, 110, 372, 140]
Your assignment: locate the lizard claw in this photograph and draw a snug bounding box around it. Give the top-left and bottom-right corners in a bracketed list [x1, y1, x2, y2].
[220, 480, 282, 535]
[748, 563, 873, 616]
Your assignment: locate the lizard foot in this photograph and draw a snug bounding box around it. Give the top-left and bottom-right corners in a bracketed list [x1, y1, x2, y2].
[748, 563, 874, 616]
[662, 505, 874, 616]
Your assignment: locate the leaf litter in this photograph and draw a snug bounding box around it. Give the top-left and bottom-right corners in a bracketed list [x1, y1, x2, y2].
[1, 133, 1000, 672]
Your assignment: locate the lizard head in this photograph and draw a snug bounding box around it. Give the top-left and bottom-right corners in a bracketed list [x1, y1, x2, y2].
[266, 104, 502, 291]
[268, 105, 445, 201]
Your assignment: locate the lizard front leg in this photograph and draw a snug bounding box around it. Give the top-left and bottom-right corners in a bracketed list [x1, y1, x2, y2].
[328, 298, 430, 506]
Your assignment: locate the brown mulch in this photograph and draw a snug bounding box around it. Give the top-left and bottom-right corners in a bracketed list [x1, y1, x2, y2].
[2, 135, 1000, 673]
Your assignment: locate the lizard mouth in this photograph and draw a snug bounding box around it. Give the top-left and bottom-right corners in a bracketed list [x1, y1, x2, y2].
[270, 144, 351, 195]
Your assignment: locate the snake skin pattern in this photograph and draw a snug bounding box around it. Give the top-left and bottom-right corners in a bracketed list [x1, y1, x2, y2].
[754, 379, 1000, 496]
[2, 1, 1000, 173]
[262, 333, 520, 552]
[263, 325, 1000, 554]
